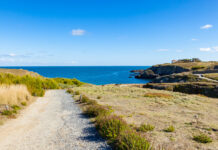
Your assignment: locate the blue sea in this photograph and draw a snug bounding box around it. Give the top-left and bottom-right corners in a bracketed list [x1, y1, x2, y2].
[1, 66, 150, 85]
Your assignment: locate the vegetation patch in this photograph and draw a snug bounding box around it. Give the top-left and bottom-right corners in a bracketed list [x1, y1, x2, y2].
[193, 134, 212, 143]
[144, 92, 172, 99]
[164, 125, 175, 132]
[138, 124, 155, 132]
[114, 131, 151, 150]
[96, 115, 129, 141]
[191, 66, 205, 70]
[84, 104, 111, 117]
[21, 102, 27, 106]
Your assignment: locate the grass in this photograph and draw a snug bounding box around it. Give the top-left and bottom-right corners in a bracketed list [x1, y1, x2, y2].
[96, 115, 129, 141]
[0, 73, 84, 97]
[138, 124, 155, 132]
[114, 131, 151, 150]
[84, 104, 111, 117]
[71, 90, 151, 149]
[191, 65, 205, 70]
[53, 78, 84, 88]
[144, 92, 172, 99]
[204, 73, 218, 81]
[155, 61, 218, 70]
[193, 134, 212, 143]
[0, 85, 31, 105]
[21, 102, 27, 106]
[72, 85, 218, 149]
[164, 125, 175, 132]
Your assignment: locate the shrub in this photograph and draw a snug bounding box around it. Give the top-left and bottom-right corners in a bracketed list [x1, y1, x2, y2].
[84, 104, 111, 117]
[164, 125, 175, 132]
[144, 93, 172, 99]
[21, 102, 27, 106]
[2, 110, 13, 116]
[96, 115, 129, 141]
[97, 96, 102, 99]
[75, 91, 80, 95]
[11, 105, 21, 111]
[114, 131, 151, 150]
[53, 78, 84, 87]
[193, 134, 212, 143]
[138, 124, 155, 132]
[81, 95, 90, 103]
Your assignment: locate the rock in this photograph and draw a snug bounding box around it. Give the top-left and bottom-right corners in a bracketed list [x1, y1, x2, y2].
[133, 65, 190, 79]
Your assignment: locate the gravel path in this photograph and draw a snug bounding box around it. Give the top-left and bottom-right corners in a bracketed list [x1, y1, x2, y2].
[0, 90, 110, 150]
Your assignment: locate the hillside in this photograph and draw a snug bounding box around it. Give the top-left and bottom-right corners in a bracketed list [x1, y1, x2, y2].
[0, 68, 40, 77]
[132, 59, 218, 82]
[72, 84, 218, 150]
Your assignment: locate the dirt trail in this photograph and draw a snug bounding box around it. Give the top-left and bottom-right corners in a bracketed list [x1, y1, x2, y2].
[0, 90, 110, 150]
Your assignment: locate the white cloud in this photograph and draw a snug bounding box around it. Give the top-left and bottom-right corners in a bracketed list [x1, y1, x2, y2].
[72, 29, 85, 36]
[191, 38, 198, 41]
[9, 53, 16, 57]
[201, 24, 213, 29]
[157, 49, 169, 52]
[200, 48, 211, 52]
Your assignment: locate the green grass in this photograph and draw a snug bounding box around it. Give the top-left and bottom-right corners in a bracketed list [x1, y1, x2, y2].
[2, 110, 13, 116]
[164, 125, 175, 132]
[193, 134, 212, 143]
[0, 73, 84, 97]
[96, 115, 129, 141]
[138, 124, 155, 132]
[114, 131, 151, 150]
[21, 102, 27, 106]
[53, 78, 84, 88]
[84, 104, 111, 117]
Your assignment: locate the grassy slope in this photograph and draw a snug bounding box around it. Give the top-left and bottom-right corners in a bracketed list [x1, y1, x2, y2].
[0, 68, 40, 77]
[204, 73, 218, 81]
[154, 61, 218, 70]
[73, 85, 218, 150]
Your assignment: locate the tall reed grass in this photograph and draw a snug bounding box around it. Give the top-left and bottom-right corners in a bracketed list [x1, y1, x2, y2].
[0, 85, 31, 105]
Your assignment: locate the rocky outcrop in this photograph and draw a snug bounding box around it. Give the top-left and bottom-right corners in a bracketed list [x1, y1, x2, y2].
[133, 65, 190, 79]
[152, 74, 207, 83]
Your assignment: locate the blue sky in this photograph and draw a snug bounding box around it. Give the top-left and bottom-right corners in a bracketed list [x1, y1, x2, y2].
[0, 0, 218, 66]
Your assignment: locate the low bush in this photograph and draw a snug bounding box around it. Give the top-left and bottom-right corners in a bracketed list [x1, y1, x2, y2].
[2, 110, 13, 116]
[84, 104, 111, 117]
[81, 95, 90, 103]
[21, 102, 27, 106]
[75, 91, 80, 95]
[53, 78, 84, 87]
[97, 96, 102, 99]
[193, 134, 212, 143]
[114, 131, 151, 150]
[138, 124, 155, 132]
[11, 105, 21, 111]
[144, 92, 172, 99]
[164, 125, 175, 132]
[96, 115, 129, 141]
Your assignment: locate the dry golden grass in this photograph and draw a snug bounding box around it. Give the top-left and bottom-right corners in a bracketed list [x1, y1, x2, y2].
[0, 84, 32, 105]
[204, 73, 218, 81]
[73, 85, 218, 150]
[156, 61, 218, 70]
[0, 68, 40, 77]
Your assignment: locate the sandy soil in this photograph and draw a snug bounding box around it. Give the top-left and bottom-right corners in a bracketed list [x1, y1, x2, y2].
[0, 90, 109, 150]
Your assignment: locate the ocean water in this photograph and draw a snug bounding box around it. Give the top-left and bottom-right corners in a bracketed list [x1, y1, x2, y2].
[1, 66, 150, 85]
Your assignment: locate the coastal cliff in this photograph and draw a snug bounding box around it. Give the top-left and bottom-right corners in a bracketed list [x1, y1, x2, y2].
[132, 59, 218, 83]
